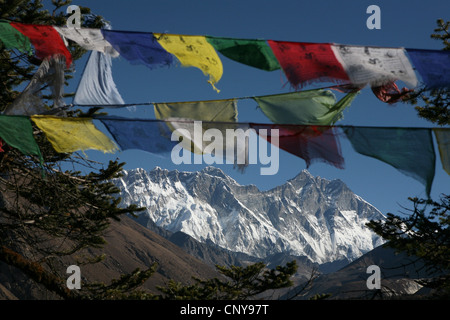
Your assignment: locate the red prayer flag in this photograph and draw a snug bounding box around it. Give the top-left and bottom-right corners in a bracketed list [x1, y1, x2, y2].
[10, 22, 72, 67]
[251, 124, 345, 169]
[267, 41, 350, 89]
[371, 81, 413, 104]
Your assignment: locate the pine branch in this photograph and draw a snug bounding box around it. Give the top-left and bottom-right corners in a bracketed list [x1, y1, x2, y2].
[0, 245, 78, 299]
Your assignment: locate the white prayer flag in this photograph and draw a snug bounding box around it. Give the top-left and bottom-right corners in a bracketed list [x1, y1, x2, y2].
[54, 27, 119, 57]
[332, 45, 418, 87]
[73, 51, 124, 106]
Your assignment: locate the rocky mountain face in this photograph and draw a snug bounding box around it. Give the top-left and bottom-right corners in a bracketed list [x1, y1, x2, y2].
[283, 245, 439, 300]
[114, 166, 385, 266]
[0, 215, 221, 300]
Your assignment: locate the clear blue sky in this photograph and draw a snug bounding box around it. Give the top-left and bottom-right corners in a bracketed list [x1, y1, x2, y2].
[56, 0, 448, 215]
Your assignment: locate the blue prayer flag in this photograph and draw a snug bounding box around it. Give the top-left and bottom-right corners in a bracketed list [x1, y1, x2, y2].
[101, 30, 174, 69]
[100, 117, 177, 156]
[407, 49, 450, 89]
[344, 126, 436, 197]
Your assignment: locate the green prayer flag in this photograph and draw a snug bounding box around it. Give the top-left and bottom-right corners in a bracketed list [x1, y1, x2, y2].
[206, 36, 280, 71]
[343, 126, 436, 197]
[0, 20, 32, 55]
[0, 115, 43, 163]
[254, 89, 359, 125]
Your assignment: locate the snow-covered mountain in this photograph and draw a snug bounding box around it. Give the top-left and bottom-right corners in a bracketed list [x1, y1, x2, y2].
[114, 166, 385, 265]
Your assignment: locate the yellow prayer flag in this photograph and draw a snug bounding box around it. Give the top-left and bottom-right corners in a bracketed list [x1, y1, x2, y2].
[31, 116, 118, 154]
[154, 99, 237, 123]
[154, 34, 223, 92]
[154, 99, 237, 154]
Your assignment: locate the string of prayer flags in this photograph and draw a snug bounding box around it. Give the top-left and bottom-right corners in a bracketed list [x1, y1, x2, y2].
[267, 41, 351, 89]
[0, 112, 444, 193]
[100, 117, 177, 156]
[433, 128, 450, 175]
[0, 20, 32, 55]
[331, 45, 418, 88]
[10, 22, 72, 67]
[206, 36, 280, 71]
[31, 116, 118, 154]
[253, 89, 359, 125]
[153, 34, 223, 92]
[0, 115, 43, 165]
[101, 30, 174, 69]
[406, 49, 450, 89]
[54, 27, 119, 57]
[343, 126, 436, 197]
[4, 22, 450, 94]
[73, 51, 125, 106]
[250, 123, 345, 169]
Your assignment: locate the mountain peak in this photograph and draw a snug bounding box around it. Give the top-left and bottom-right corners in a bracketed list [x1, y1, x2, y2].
[152, 166, 169, 173]
[287, 169, 316, 186]
[200, 166, 233, 181]
[298, 169, 314, 178]
[201, 166, 224, 175]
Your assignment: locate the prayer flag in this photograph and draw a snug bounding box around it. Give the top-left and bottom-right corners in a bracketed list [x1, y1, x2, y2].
[31, 116, 118, 154]
[251, 124, 345, 169]
[253, 89, 359, 125]
[101, 30, 173, 69]
[155, 99, 238, 154]
[0, 115, 43, 163]
[331, 45, 417, 88]
[267, 41, 350, 89]
[10, 22, 72, 67]
[4, 55, 65, 115]
[73, 51, 124, 106]
[154, 99, 237, 122]
[54, 26, 119, 57]
[169, 119, 250, 167]
[371, 81, 413, 104]
[206, 36, 280, 71]
[406, 49, 450, 89]
[434, 128, 450, 175]
[343, 126, 435, 197]
[100, 117, 176, 156]
[154, 34, 223, 91]
[0, 20, 32, 54]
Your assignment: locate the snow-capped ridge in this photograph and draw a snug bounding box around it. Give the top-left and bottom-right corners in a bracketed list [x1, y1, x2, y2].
[114, 166, 385, 265]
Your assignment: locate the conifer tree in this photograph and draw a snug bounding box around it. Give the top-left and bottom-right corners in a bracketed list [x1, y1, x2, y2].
[367, 19, 450, 299]
[0, 0, 153, 299]
[155, 261, 298, 300]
